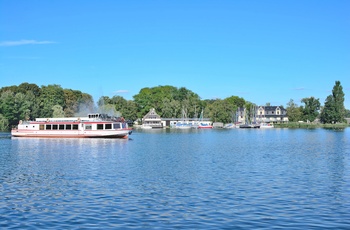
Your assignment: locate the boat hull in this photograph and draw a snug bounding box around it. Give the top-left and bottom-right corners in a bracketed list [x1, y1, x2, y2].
[11, 129, 132, 139]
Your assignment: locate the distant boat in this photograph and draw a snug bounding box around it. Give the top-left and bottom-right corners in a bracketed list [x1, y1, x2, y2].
[197, 123, 213, 129]
[224, 122, 240, 129]
[175, 108, 192, 129]
[238, 105, 260, 129]
[239, 124, 260, 129]
[259, 123, 274, 128]
[193, 109, 213, 129]
[175, 122, 192, 129]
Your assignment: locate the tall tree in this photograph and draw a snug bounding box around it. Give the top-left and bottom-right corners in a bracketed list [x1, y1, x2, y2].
[0, 91, 17, 126]
[286, 99, 302, 122]
[301, 97, 320, 122]
[52, 105, 65, 117]
[39, 85, 65, 117]
[133, 85, 201, 118]
[320, 81, 345, 123]
[0, 114, 9, 131]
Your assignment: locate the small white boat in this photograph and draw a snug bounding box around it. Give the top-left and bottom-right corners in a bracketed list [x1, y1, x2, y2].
[197, 123, 213, 129]
[260, 123, 274, 128]
[224, 123, 239, 129]
[193, 109, 213, 129]
[11, 113, 132, 139]
[175, 122, 192, 129]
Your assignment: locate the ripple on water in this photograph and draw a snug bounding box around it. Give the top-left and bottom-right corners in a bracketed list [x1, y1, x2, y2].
[0, 129, 350, 229]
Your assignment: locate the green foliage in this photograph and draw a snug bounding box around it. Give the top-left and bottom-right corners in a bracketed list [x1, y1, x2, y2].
[133, 85, 202, 119]
[0, 81, 347, 129]
[39, 85, 65, 117]
[320, 81, 345, 123]
[52, 105, 65, 117]
[0, 91, 17, 126]
[286, 99, 303, 122]
[207, 99, 233, 123]
[0, 83, 94, 130]
[301, 97, 320, 122]
[345, 109, 350, 118]
[0, 114, 9, 130]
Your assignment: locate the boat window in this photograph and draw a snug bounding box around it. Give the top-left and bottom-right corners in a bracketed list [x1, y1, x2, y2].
[105, 124, 112, 129]
[73, 124, 79, 130]
[114, 123, 121, 129]
[46, 124, 52, 130]
[59, 124, 64, 130]
[39, 125, 44, 130]
[97, 124, 103, 130]
[53, 125, 58, 130]
[66, 124, 72, 130]
[122, 123, 126, 128]
[85, 125, 92, 130]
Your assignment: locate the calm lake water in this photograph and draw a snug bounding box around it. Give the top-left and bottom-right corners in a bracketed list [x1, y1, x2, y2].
[1, 128, 350, 229]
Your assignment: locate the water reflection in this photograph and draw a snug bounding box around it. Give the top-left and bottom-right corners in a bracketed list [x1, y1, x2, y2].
[0, 128, 349, 229]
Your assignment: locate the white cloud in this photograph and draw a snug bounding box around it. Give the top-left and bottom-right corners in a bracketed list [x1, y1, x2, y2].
[114, 90, 129, 94]
[0, 40, 56, 47]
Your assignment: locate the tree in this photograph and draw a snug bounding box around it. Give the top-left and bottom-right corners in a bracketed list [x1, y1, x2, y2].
[52, 105, 65, 117]
[320, 81, 345, 123]
[301, 97, 320, 122]
[133, 85, 201, 119]
[286, 99, 302, 122]
[0, 114, 9, 131]
[345, 109, 350, 118]
[39, 85, 65, 117]
[0, 91, 17, 126]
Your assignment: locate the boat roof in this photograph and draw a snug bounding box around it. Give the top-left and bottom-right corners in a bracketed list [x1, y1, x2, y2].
[35, 113, 123, 122]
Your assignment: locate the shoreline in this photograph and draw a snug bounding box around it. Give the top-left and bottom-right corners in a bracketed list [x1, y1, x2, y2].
[274, 122, 349, 129]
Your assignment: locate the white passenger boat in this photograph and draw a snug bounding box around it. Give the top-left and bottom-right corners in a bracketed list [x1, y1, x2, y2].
[11, 113, 132, 139]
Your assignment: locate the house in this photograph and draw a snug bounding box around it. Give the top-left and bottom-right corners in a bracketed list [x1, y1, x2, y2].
[257, 106, 288, 123]
[141, 108, 164, 129]
[237, 106, 288, 123]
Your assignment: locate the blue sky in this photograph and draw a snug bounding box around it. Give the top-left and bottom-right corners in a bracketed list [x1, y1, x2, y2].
[1, 0, 349, 108]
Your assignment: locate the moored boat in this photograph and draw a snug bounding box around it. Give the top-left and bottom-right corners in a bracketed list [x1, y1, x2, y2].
[11, 113, 132, 138]
[239, 124, 260, 128]
[193, 109, 213, 129]
[197, 123, 213, 129]
[259, 123, 274, 128]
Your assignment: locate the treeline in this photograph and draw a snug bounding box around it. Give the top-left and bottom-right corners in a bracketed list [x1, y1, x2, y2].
[0, 83, 94, 130]
[286, 81, 347, 124]
[0, 81, 348, 131]
[98, 85, 247, 124]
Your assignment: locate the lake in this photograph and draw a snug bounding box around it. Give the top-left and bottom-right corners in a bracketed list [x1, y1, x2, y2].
[1, 128, 350, 229]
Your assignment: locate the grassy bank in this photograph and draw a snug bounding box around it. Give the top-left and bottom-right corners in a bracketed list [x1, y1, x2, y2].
[274, 122, 349, 129]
